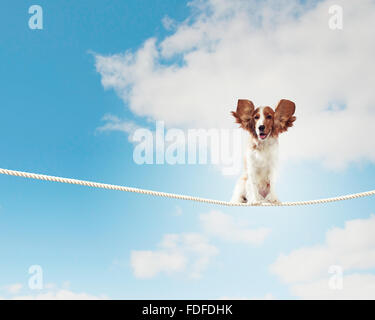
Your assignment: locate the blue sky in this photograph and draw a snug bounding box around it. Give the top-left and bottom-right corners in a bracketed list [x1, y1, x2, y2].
[1, 0, 375, 299]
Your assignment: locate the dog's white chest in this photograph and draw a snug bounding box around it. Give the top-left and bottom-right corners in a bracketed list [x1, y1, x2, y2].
[247, 138, 278, 171]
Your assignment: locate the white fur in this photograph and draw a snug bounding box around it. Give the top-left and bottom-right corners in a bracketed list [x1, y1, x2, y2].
[255, 107, 266, 137]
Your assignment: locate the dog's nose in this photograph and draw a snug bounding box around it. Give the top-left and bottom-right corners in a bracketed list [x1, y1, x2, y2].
[259, 125, 265, 132]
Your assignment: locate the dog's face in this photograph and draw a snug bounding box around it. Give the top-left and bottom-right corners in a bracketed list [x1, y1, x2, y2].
[253, 106, 275, 141]
[231, 99, 296, 141]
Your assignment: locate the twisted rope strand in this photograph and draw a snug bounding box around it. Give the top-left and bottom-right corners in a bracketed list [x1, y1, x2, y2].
[0, 168, 374, 207]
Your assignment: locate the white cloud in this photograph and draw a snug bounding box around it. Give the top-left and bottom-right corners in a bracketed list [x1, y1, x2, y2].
[95, 0, 375, 169]
[1, 282, 106, 300]
[12, 289, 107, 300]
[131, 250, 187, 279]
[271, 215, 375, 283]
[162, 16, 177, 31]
[200, 211, 271, 245]
[270, 214, 375, 299]
[220, 293, 275, 300]
[44, 283, 57, 289]
[96, 114, 140, 142]
[4, 283, 22, 294]
[131, 233, 218, 279]
[290, 273, 375, 300]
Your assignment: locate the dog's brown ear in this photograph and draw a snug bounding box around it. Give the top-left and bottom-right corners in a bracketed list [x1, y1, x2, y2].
[274, 99, 296, 135]
[231, 99, 255, 125]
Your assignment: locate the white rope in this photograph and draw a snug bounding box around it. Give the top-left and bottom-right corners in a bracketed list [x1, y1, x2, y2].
[0, 167, 374, 207]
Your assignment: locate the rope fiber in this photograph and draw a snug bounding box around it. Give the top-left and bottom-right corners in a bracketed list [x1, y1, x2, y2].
[0, 167, 374, 207]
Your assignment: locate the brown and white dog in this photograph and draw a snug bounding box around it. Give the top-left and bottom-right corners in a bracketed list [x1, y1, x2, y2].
[230, 99, 296, 204]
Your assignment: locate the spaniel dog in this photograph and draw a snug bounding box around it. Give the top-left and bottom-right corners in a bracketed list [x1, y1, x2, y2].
[230, 99, 296, 204]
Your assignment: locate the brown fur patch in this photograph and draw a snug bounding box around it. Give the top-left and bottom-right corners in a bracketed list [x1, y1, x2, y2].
[272, 99, 296, 137]
[231, 99, 258, 139]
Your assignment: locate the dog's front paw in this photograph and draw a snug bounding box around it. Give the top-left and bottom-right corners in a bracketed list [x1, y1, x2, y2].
[268, 199, 281, 205]
[230, 195, 247, 203]
[247, 192, 264, 206]
[246, 194, 262, 206]
[265, 194, 280, 205]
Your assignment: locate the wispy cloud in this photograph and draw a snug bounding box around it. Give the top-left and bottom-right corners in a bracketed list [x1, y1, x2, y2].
[96, 114, 141, 143]
[1, 282, 107, 300]
[3, 283, 22, 294]
[174, 205, 183, 216]
[200, 211, 271, 246]
[12, 289, 107, 300]
[220, 293, 275, 300]
[162, 15, 177, 31]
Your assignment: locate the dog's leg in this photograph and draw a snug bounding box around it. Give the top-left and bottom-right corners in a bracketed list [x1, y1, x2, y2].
[265, 189, 280, 204]
[264, 178, 280, 204]
[230, 174, 248, 203]
[246, 180, 264, 205]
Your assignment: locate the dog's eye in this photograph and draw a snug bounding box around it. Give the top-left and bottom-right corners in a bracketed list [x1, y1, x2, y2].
[254, 115, 260, 120]
[266, 115, 272, 119]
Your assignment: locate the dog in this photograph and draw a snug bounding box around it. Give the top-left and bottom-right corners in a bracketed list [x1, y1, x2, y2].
[230, 99, 296, 204]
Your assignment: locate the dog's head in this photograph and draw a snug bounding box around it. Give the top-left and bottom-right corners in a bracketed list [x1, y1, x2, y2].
[231, 99, 296, 141]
